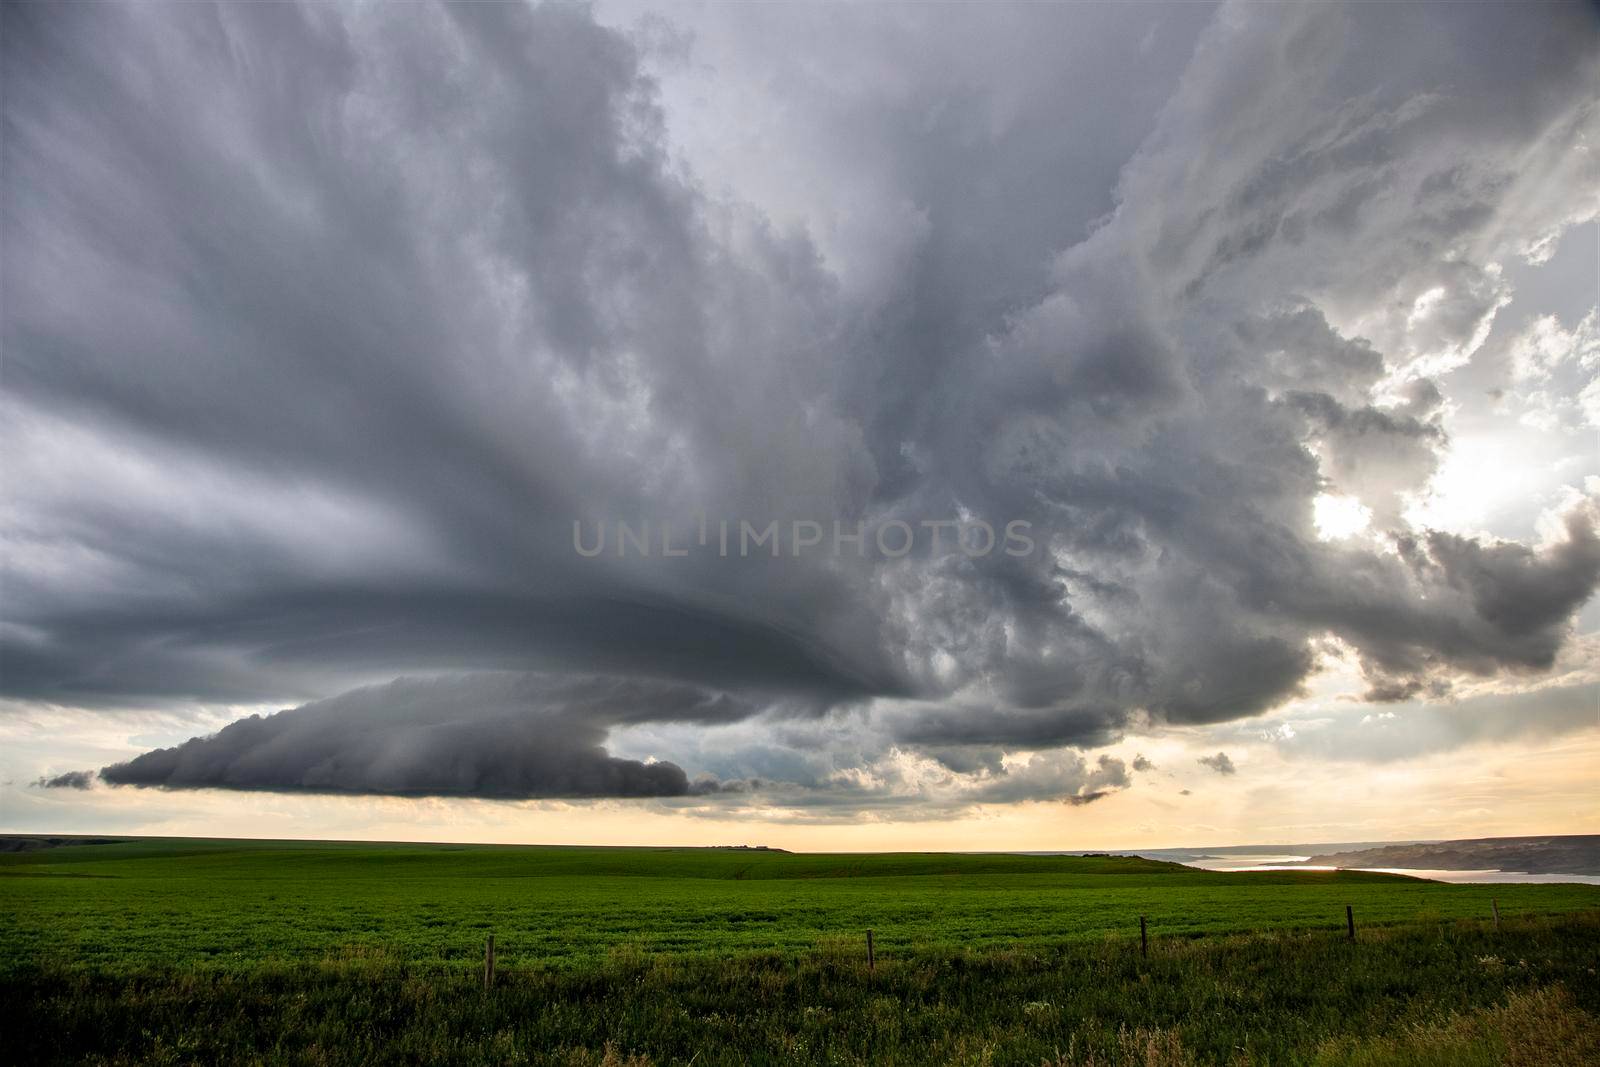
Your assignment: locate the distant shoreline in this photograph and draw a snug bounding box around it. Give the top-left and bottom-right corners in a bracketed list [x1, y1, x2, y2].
[4, 832, 1597, 876]
[1289, 836, 1600, 878]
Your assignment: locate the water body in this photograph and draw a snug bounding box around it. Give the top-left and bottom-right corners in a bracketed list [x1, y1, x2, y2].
[1102, 848, 1600, 885]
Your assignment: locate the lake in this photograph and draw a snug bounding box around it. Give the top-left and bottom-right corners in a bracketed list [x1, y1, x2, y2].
[1170, 852, 1600, 885]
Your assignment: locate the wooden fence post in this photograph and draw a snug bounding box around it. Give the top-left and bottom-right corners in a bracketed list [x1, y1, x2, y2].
[1140, 915, 1148, 959]
[1346, 905, 1355, 942]
[866, 929, 875, 970]
[1492, 898, 1500, 930]
[484, 933, 496, 991]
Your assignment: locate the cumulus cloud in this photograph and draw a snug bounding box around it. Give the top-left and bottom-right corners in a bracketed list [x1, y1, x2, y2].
[1198, 752, 1237, 776]
[968, 753, 1131, 807]
[3, 0, 1598, 806]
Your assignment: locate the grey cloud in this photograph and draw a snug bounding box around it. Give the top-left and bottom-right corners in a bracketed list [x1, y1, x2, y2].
[889, 701, 1132, 751]
[1132, 755, 1155, 772]
[1198, 752, 1237, 776]
[1331, 496, 1600, 693]
[1232, 305, 1386, 405]
[1283, 390, 1444, 525]
[1362, 677, 1452, 705]
[34, 770, 96, 790]
[1428, 512, 1600, 649]
[922, 746, 1006, 776]
[1243, 680, 1600, 765]
[968, 753, 1130, 806]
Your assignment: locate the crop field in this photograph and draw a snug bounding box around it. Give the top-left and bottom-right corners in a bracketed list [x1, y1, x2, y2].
[4, 838, 1600, 1064]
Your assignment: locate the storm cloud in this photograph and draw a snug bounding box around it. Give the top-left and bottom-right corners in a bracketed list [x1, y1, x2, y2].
[4, 1, 1599, 806]
[97, 675, 745, 799]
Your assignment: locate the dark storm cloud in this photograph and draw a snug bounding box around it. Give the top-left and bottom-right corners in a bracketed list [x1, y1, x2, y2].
[4, 0, 1599, 803]
[1, 0, 897, 711]
[889, 701, 1132, 751]
[35, 770, 95, 790]
[98, 675, 746, 798]
[1198, 752, 1237, 776]
[1426, 519, 1600, 647]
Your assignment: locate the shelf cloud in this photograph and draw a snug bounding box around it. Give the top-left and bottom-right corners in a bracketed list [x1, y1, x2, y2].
[95, 675, 747, 799]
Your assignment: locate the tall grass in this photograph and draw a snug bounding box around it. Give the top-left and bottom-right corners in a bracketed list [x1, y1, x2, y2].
[9, 913, 1598, 1065]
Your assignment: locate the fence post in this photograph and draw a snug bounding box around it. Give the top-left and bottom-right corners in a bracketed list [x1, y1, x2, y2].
[866, 929, 875, 970]
[1346, 905, 1355, 942]
[1140, 915, 1148, 959]
[1492, 898, 1500, 930]
[484, 933, 496, 991]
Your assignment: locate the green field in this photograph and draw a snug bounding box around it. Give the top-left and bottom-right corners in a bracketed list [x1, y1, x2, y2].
[4, 837, 1600, 1064]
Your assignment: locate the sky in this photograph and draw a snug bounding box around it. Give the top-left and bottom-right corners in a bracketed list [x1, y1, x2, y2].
[2, 0, 1597, 851]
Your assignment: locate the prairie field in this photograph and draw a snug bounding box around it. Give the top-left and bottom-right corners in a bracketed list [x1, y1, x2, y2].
[4, 838, 1599, 970]
[3, 838, 1599, 1064]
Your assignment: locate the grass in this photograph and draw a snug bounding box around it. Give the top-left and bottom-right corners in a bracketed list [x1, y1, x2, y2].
[3, 837, 1599, 1063]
